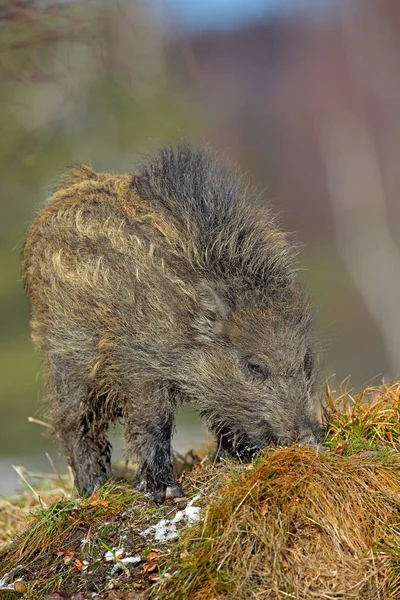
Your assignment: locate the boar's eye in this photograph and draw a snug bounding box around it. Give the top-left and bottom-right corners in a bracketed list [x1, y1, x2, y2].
[244, 356, 270, 381]
[304, 348, 314, 380]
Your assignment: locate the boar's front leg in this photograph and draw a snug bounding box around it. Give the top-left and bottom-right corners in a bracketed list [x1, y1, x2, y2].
[124, 386, 184, 504]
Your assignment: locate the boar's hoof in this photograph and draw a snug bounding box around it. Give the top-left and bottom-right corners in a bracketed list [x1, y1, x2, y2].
[152, 483, 185, 505]
[136, 479, 185, 505]
[151, 490, 168, 504]
[165, 483, 185, 500]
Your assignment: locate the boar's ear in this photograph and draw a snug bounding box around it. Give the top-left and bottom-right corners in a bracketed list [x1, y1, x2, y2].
[194, 281, 233, 339]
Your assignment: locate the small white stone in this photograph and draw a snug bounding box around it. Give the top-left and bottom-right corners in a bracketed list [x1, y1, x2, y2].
[121, 556, 141, 564]
[184, 505, 201, 523]
[82, 560, 90, 572]
[140, 496, 202, 541]
[105, 548, 125, 561]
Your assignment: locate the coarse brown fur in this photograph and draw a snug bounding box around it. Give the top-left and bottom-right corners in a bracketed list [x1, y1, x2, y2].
[22, 143, 322, 502]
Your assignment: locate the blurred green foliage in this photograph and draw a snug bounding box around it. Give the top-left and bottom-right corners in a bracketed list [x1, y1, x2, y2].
[0, 0, 202, 458]
[0, 0, 392, 466]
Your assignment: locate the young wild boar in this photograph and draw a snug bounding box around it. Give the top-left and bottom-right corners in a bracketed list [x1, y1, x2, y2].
[23, 143, 322, 503]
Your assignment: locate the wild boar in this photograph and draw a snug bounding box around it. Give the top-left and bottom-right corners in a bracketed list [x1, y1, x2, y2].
[22, 143, 322, 503]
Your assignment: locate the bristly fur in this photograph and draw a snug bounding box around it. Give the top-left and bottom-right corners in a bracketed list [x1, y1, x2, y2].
[22, 142, 321, 503]
[133, 144, 299, 299]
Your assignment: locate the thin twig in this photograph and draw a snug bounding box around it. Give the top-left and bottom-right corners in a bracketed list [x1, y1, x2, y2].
[28, 416, 51, 428]
[12, 465, 47, 508]
[46, 452, 69, 494]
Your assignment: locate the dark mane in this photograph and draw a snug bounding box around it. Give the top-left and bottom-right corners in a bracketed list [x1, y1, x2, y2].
[132, 143, 298, 300]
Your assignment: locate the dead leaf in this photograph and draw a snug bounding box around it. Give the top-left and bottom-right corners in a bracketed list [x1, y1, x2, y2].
[13, 581, 28, 593]
[143, 561, 158, 573]
[62, 549, 75, 564]
[90, 496, 109, 508]
[143, 548, 162, 573]
[335, 442, 347, 456]
[73, 558, 84, 571]
[146, 549, 162, 563]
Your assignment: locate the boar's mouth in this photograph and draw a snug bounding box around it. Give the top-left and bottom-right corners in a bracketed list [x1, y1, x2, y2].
[215, 422, 279, 462]
[215, 420, 325, 462]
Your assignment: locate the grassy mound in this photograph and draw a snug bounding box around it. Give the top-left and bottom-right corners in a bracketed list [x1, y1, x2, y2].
[161, 448, 400, 599]
[1, 383, 400, 600]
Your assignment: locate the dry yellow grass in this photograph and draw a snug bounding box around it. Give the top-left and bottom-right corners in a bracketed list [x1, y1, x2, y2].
[2, 383, 400, 600]
[325, 381, 400, 452]
[158, 447, 400, 599]
[0, 472, 71, 547]
[157, 382, 400, 600]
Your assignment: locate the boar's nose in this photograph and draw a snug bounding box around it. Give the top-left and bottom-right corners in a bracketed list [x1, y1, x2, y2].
[298, 432, 327, 452]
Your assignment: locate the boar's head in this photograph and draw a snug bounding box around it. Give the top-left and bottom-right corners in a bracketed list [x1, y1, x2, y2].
[183, 281, 322, 460]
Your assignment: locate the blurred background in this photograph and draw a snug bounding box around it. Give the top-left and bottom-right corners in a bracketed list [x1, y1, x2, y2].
[1, 0, 400, 493]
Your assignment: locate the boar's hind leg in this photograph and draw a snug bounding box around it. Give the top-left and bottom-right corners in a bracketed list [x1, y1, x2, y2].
[51, 362, 113, 496]
[61, 403, 113, 497]
[124, 390, 184, 504]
